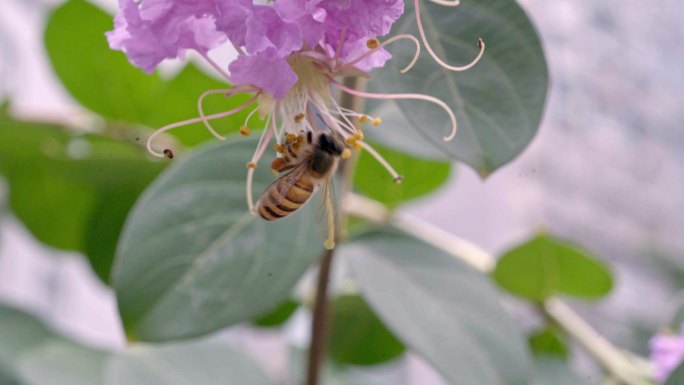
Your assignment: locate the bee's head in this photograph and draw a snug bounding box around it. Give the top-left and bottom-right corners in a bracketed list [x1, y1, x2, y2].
[317, 133, 343, 156]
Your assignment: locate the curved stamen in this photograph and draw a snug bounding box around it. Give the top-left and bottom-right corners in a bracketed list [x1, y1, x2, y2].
[359, 141, 403, 183]
[243, 106, 260, 128]
[427, 0, 460, 6]
[334, 28, 348, 62]
[197, 88, 254, 140]
[146, 94, 259, 158]
[247, 116, 274, 213]
[414, 0, 485, 72]
[341, 34, 421, 74]
[330, 77, 458, 141]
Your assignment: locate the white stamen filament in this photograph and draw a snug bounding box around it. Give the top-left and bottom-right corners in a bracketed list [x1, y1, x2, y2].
[146, 94, 258, 158]
[414, 0, 485, 72]
[427, 0, 460, 6]
[341, 34, 421, 74]
[359, 141, 403, 182]
[197, 89, 233, 140]
[246, 116, 274, 213]
[330, 77, 458, 141]
[243, 107, 260, 128]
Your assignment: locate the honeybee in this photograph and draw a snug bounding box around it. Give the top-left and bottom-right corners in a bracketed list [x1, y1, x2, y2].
[256, 131, 344, 225]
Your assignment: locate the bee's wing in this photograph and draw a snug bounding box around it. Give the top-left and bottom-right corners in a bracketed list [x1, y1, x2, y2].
[258, 161, 309, 205]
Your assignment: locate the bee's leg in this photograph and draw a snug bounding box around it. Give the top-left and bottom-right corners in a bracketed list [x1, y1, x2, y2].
[306, 131, 313, 144]
[271, 157, 297, 174]
[323, 180, 336, 250]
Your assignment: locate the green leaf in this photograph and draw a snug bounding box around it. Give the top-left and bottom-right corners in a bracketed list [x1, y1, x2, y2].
[344, 230, 531, 385]
[253, 299, 299, 328]
[533, 358, 592, 385]
[114, 135, 323, 341]
[328, 295, 405, 366]
[44, 0, 255, 145]
[493, 234, 613, 301]
[0, 118, 164, 282]
[367, 0, 548, 175]
[529, 327, 568, 358]
[105, 340, 275, 385]
[0, 305, 108, 385]
[354, 142, 451, 208]
[666, 363, 684, 385]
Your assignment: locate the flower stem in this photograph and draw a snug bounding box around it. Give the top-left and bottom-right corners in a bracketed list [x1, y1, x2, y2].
[305, 248, 335, 385]
[343, 193, 655, 385]
[305, 76, 364, 385]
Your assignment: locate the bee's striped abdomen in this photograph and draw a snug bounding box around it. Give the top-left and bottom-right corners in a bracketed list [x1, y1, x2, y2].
[258, 176, 315, 221]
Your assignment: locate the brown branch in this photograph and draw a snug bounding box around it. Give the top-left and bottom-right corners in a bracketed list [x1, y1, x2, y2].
[304, 76, 364, 385]
[305, 248, 335, 385]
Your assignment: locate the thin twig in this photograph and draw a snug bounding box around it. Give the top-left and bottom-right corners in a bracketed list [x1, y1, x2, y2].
[305, 248, 335, 385]
[343, 193, 654, 385]
[305, 76, 364, 385]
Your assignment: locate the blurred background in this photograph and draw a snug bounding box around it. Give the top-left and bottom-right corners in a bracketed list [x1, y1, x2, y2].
[0, 0, 683, 383]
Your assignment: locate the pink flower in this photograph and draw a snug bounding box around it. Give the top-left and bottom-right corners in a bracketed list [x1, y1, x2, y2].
[106, 0, 224, 73]
[650, 324, 684, 383]
[109, 0, 486, 248]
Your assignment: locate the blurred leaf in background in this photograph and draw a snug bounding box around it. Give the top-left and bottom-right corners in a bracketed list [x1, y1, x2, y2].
[44, 0, 257, 146]
[328, 295, 405, 366]
[493, 234, 613, 301]
[0, 305, 108, 385]
[0, 118, 164, 282]
[532, 357, 592, 385]
[106, 339, 275, 385]
[345, 230, 532, 385]
[354, 142, 451, 208]
[252, 299, 299, 328]
[529, 326, 568, 358]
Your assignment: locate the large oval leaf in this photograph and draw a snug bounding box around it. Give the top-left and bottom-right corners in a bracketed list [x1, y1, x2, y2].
[105, 339, 275, 385]
[367, 0, 548, 175]
[532, 358, 591, 385]
[0, 117, 164, 283]
[493, 234, 613, 301]
[113, 136, 322, 341]
[344, 230, 531, 385]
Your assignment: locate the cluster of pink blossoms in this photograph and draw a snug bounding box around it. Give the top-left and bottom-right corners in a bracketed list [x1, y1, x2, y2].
[107, 0, 483, 211]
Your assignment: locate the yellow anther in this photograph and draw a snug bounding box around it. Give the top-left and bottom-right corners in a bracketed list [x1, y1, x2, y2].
[296, 134, 305, 144]
[274, 143, 285, 153]
[345, 137, 357, 146]
[324, 239, 336, 250]
[372, 117, 382, 126]
[292, 143, 301, 152]
[246, 161, 257, 169]
[358, 115, 369, 123]
[353, 131, 364, 141]
[354, 142, 363, 152]
[366, 38, 380, 49]
[341, 148, 352, 159]
[239, 126, 251, 136]
[294, 113, 305, 123]
[286, 133, 297, 142]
